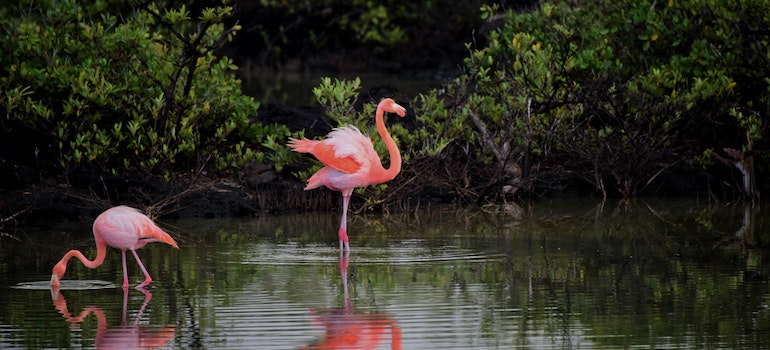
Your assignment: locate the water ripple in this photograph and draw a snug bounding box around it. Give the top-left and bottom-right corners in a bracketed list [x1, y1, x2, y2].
[14, 280, 118, 290]
[239, 242, 503, 266]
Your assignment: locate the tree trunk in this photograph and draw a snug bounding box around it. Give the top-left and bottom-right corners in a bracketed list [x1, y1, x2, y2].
[720, 148, 759, 201]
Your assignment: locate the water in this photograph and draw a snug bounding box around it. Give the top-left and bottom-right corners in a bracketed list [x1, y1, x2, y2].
[1, 199, 769, 349]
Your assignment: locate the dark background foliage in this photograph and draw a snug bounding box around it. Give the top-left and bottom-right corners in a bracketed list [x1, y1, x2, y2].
[1, 0, 768, 226]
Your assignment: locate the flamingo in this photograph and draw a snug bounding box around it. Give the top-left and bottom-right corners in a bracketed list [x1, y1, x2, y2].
[288, 98, 406, 253]
[50, 206, 179, 289]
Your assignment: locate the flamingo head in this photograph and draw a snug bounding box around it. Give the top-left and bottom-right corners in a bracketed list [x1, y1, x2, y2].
[50, 262, 67, 287]
[381, 98, 407, 117]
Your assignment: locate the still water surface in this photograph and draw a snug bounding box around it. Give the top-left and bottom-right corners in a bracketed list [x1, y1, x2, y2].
[1, 199, 769, 349]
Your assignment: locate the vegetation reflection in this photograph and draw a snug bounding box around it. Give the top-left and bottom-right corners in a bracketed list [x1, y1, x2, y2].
[1, 200, 768, 348]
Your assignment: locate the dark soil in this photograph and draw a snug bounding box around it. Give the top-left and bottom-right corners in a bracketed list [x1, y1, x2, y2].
[3, 0, 754, 229]
[1, 1, 491, 228]
[0, 106, 292, 225]
[0, 99, 456, 229]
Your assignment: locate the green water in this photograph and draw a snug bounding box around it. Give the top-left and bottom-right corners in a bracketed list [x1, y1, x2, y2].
[1, 198, 768, 349]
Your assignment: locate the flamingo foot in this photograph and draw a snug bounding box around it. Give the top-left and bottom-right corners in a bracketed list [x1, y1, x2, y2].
[339, 240, 350, 257]
[135, 277, 152, 289]
[130, 249, 153, 289]
[339, 254, 349, 274]
[338, 228, 350, 255]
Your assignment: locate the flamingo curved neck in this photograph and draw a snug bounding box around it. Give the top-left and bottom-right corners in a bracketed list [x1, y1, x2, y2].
[376, 105, 402, 182]
[62, 241, 108, 269]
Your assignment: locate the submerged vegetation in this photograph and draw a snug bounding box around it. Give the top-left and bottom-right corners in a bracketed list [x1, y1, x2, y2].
[0, 0, 769, 224]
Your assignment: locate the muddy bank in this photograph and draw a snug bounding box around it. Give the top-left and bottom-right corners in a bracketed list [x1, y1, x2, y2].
[0, 101, 452, 229]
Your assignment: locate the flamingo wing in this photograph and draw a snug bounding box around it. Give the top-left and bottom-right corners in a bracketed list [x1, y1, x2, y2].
[97, 206, 178, 250]
[290, 126, 378, 175]
[95, 209, 140, 249]
[324, 126, 378, 173]
[303, 142, 362, 174]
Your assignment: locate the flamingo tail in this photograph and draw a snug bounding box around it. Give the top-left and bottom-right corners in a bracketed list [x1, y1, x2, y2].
[288, 138, 361, 174]
[142, 223, 179, 249]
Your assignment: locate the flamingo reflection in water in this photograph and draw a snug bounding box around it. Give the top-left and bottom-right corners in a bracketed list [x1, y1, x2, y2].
[51, 287, 176, 349]
[301, 256, 402, 350]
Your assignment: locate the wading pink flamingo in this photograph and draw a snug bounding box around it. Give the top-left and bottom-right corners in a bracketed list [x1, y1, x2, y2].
[288, 98, 406, 253]
[50, 206, 179, 289]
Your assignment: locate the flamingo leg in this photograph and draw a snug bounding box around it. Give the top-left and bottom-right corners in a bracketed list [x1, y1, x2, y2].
[340, 255, 351, 311]
[130, 249, 153, 289]
[121, 250, 130, 288]
[339, 189, 352, 254]
[122, 287, 129, 326]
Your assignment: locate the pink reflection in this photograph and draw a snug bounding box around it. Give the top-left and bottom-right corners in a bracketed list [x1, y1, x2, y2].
[300, 255, 402, 350]
[51, 287, 176, 349]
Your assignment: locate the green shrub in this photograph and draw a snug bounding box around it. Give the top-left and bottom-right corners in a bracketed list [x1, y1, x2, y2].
[1, 0, 274, 181]
[284, 0, 769, 202]
[414, 0, 769, 199]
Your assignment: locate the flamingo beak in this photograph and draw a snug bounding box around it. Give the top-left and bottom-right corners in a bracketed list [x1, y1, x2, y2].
[50, 273, 60, 287]
[393, 103, 407, 117]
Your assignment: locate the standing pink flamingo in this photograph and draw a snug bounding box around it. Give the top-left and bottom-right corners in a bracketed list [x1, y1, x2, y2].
[50, 206, 179, 289]
[288, 98, 406, 253]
